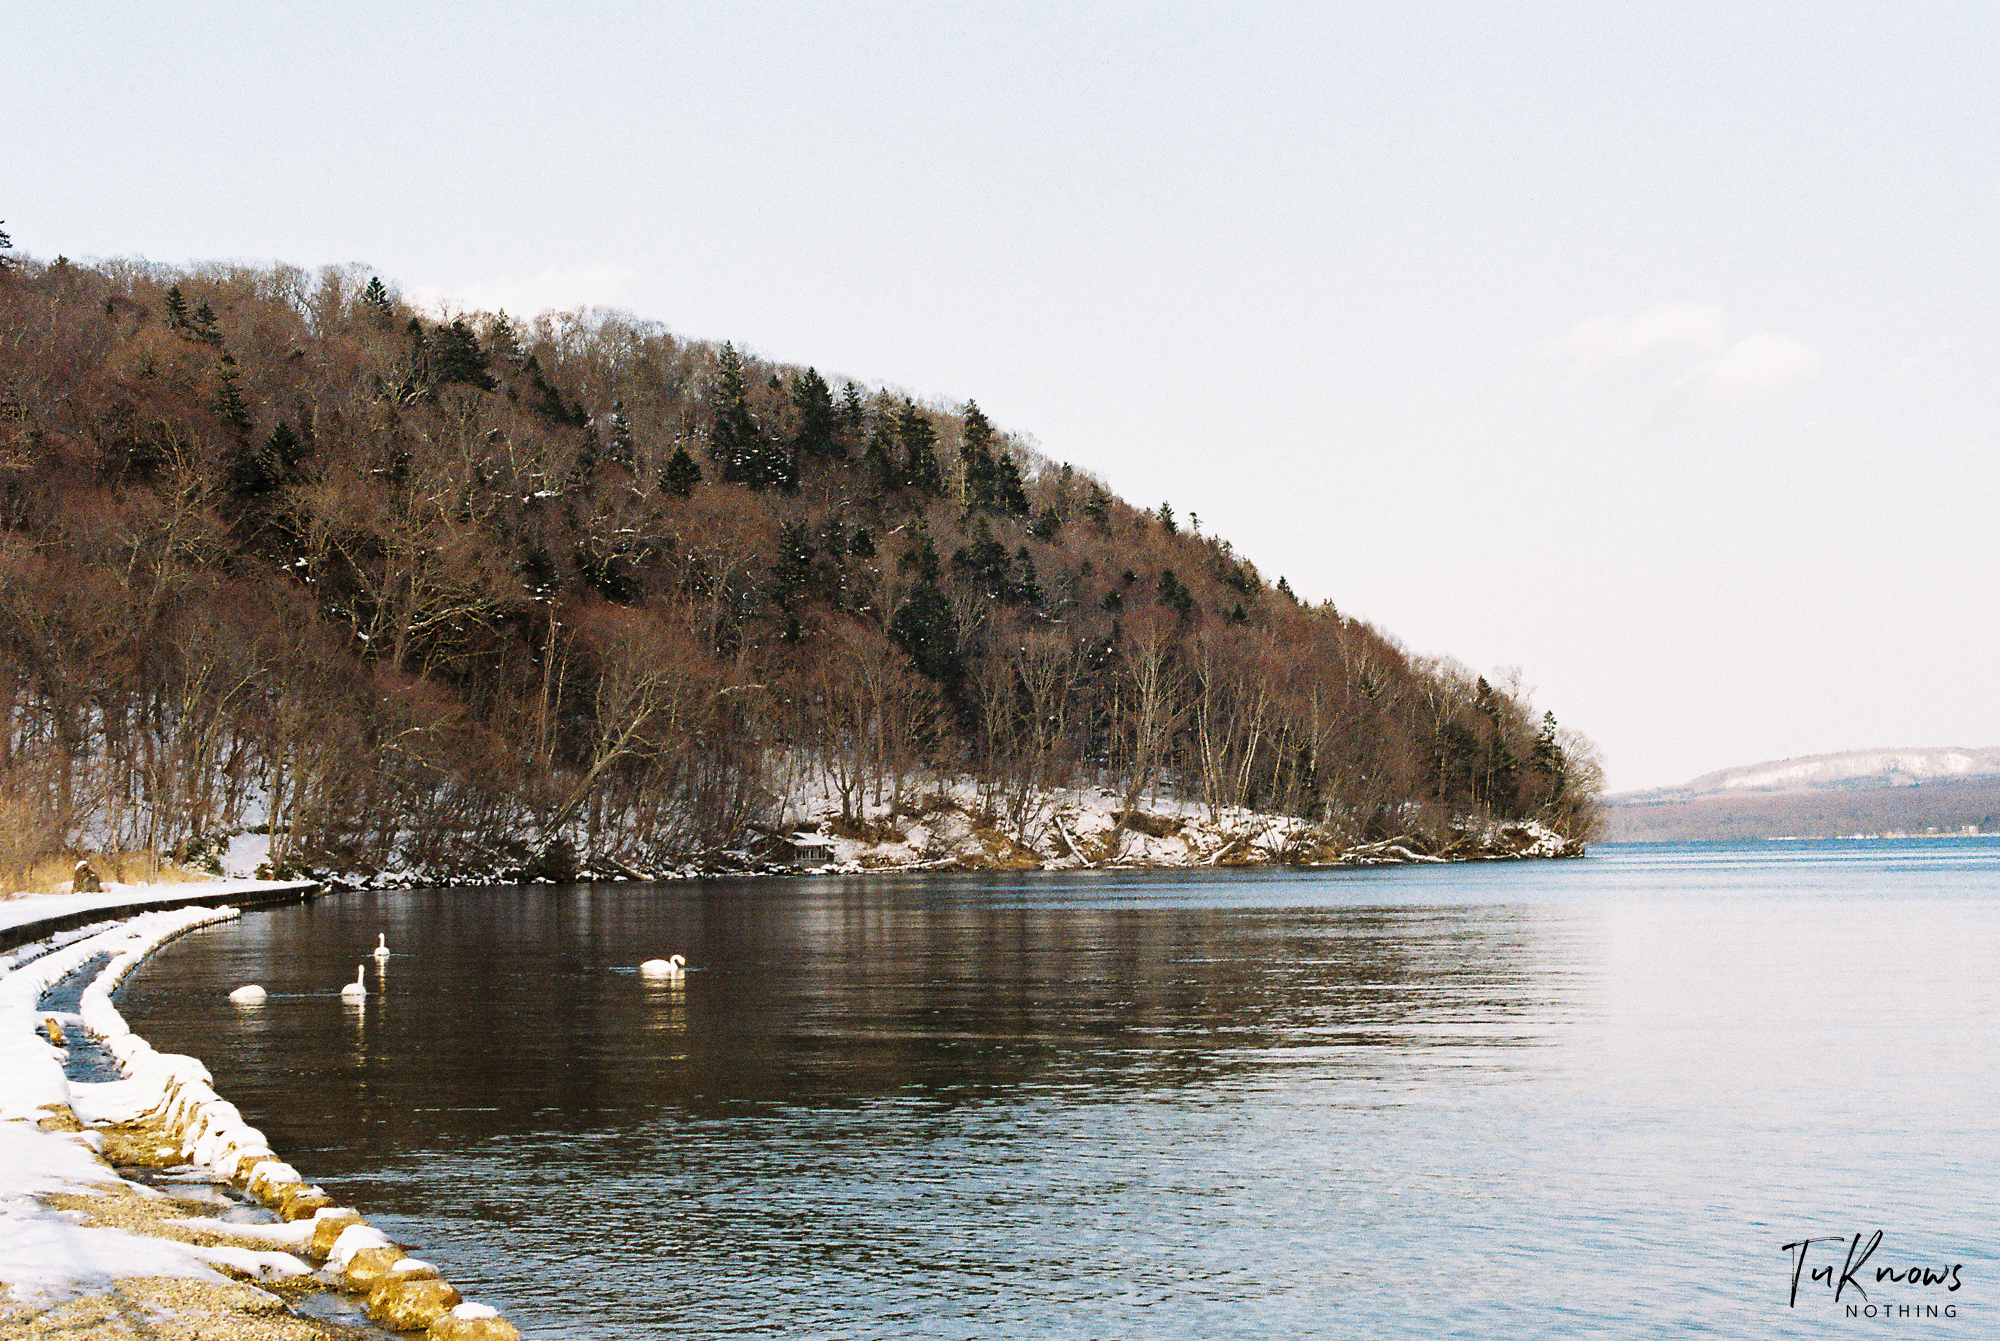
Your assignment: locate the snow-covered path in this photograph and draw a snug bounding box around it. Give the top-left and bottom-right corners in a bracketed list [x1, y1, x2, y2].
[0, 877, 318, 946]
[0, 891, 518, 1336]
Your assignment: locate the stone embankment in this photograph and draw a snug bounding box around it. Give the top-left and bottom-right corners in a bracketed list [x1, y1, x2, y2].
[0, 904, 521, 1338]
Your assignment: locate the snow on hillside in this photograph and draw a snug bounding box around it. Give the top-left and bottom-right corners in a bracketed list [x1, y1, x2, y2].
[766, 777, 1580, 873]
[1619, 747, 2000, 801]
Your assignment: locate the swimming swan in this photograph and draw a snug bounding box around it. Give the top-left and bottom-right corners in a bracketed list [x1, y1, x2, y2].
[639, 955, 686, 977]
[339, 965, 367, 999]
[373, 933, 391, 961]
[229, 984, 267, 1005]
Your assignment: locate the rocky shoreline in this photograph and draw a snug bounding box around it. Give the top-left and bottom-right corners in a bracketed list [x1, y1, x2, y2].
[277, 786, 1587, 891]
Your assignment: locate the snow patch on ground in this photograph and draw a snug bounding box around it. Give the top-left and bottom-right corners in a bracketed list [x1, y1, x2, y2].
[0, 905, 319, 1309]
[771, 777, 1581, 874]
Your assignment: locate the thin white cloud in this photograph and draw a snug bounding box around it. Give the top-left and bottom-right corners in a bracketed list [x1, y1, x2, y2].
[1543, 300, 1730, 376]
[1547, 302, 1821, 426]
[408, 264, 641, 320]
[1650, 330, 1822, 424]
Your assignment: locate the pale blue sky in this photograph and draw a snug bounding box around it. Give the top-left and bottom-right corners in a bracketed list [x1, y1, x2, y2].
[11, 1, 1997, 789]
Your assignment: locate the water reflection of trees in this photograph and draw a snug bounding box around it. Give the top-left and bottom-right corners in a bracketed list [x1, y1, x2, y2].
[117, 877, 1581, 1168]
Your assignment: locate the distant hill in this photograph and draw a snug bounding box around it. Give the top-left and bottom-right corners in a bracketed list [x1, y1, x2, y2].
[1606, 747, 2000, 842]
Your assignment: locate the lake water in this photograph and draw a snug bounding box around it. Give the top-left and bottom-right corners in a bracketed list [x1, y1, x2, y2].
[118, 840, 2000, 1336]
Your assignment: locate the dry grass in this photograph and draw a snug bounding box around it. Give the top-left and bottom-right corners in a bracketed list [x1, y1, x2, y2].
[2, 851, 213, 899]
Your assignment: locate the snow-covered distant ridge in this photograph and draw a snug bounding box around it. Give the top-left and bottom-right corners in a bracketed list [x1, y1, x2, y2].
[1623, 746, 2000, 801]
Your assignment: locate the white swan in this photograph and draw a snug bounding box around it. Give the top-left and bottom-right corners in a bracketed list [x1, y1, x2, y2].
[229, 984, 268, 1005]
[639, 954, 686, 977]
[339, 965, 367, 999]
[373, 933, 391, 961]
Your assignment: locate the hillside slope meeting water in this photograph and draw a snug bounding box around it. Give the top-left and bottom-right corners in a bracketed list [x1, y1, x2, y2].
[117, 839, 2000, 1337]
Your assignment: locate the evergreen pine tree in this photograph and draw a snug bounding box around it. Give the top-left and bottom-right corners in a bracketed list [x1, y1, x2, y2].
[487, 311, 523, 364]
[819, 514, 848, 559]
[606, 399, 635, 468]
[663, 444, 703, 498]
[225, 421, 305, 504]
[816, 515, 850, 603]
[889, 584, 962, 687]
[771, 520, 817, 606]
[1007, 546, 1043, 607]
[1029, 505, 1062, 542]
[522, 354, 584, 425]
[214, 353, 253, 438]
[1276, 576, 1296, 602]
[951, 516, 1010, 597]
[360, 277, 394, 330]
[836, 382, 867, 456]
[266, 419, 307, 477]
[430, 319, 496, 390]
[849, 527, 876, 559]
[708, 344, 760, 486]
[959, 400, 997, 508]
[1531, 712, 1567, 788]
[164, 285, 192, 331]
[1156, 568, 1194, 618]
[896, 403, 943, 496]
[897, 524, 943, 584]
[993, 453, 1030, 516]
[193, 301, 223, 347]
[789, 368, 839, 462]
[406, 318, 430, 389]
[1157, 502, 1177, 535]
[861, 426, 897, 494]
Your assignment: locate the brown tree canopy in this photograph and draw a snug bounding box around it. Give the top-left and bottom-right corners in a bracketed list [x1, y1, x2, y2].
[0, 255, 1601, 880]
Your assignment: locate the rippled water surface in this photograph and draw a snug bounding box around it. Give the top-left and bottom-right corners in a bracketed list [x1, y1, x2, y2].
[121, 840, 2000, 1336]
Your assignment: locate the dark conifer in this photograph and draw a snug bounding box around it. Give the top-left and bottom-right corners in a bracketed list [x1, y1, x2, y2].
[993, 453, 1030, 516]
[1276, 575, 1297, 602]
[1531, 712, 1567, 788]
[861, 426, 897, 495]
[266, 420, 307, 476]
[1158, 502, 1177, 535]
[214, 353, 253, 437]
[663, 444, 702, 497]
[164, 285, 192, 331]
[960, 400, 997, 508]
[430, 319, 496, 390]
[771, 521, 816, 605]
[951, 517, 1010, 597]
[898, 525, 942, 585]
[193, 301, 223, 346]
[819, 515, 848, 559]
[836, 382, 867, 455]
[1008, 546, 1043, 607]
[849, 527, 876, 559]
[709, 343, 761, 485]
[896, 403, 943, 496]
[790, 368, 839, 461]
[889, 584, 962, 686]
[1083, 489, 1110, 528]
[606, 399, 635, 468]
[1030, 506, 1062, 542]
[487, 312, 523, 364]
[360, 277, 394, 330]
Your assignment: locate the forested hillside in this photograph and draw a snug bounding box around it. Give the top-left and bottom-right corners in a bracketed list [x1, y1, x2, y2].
[0, 250, 1601, 881]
